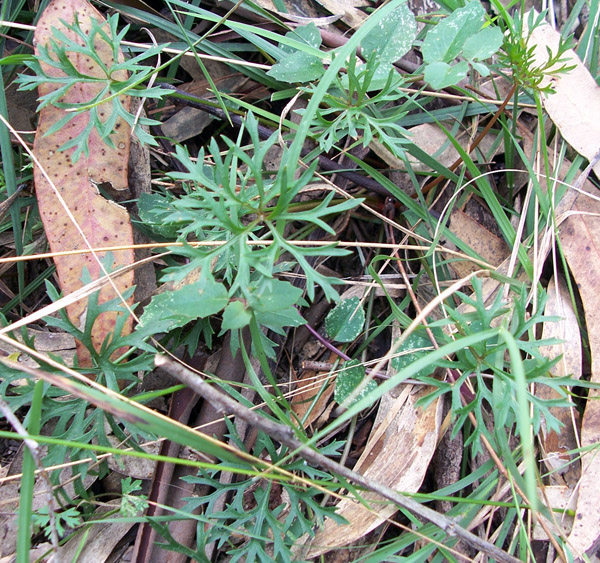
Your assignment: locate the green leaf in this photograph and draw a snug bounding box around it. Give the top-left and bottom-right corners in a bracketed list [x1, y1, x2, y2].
[470, 60, 491, 77]
[462, 26, 504, 61]
[0, 54, 34, 65]
[334, 359, 377, 406]
[391, 330, 436, 379]
[247, 279, 303, 314]
[325, 297, 365, 343]
[139, 278, 229, 332]
[421, 2, 485, 63]
[267, 23, 325, 83]
[280, 23, 322, 53]
[424, 60, 469, 89]
[222, 300, 252, 331]
[267, 51, 325, 83]
[361, 3, 417, 64]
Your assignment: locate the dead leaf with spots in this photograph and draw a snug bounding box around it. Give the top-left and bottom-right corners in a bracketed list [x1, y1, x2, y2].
[32, 0, 134, 366]
[538, 275, 581, 488]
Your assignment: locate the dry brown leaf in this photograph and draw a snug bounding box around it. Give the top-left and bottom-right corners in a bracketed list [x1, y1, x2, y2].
[0, 327, 75, 373]
[533, 485, 577, 540]
[445, 209, 510, 278]
[312, 0, 368, 28]
[371, 123, 498, 173]
[291, 368, 335, 428]
[538, 275, 581, 487]
[526, 13, 600, 177]
[56, 500, 135, 562]
[33, 0, 135, 365]
[298, 384, 442, 558]
[557, 187, 600, 556]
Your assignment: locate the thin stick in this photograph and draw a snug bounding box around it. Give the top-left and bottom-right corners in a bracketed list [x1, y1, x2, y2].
[155, 354, 520, 563]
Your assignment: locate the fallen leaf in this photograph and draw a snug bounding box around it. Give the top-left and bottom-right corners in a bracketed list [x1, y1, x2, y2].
[445, 208, 510, 278]
[56, 500, 135, 562]
[312, 0, 368, 28]
[557, 186, 600, 556]
[33, 0, 135, 365]
[533, 485, 576, 540]
[525, 13, 600, 177]
[538, 275, 581, 487]
[371, 123, 498, 173]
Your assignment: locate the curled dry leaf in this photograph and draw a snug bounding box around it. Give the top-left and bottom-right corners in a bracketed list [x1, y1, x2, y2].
[33, 0, 134, 365]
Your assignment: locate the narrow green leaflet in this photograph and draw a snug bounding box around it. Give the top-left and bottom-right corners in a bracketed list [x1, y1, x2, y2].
[325, 297, 365, 343]
[334, 359, 377, 406]
[139, 277, 229, 333]
[361, 3, 417, 64]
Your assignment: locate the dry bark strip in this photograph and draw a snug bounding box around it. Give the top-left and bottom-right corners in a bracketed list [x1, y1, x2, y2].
[133, 333, 250, 562]
[155, 354, 520, 563]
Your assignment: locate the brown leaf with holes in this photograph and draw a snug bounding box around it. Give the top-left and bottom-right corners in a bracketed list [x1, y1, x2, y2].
[33, 0, 134, 365]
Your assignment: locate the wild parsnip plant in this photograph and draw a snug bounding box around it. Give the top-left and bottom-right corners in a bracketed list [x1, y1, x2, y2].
[0, 0, 594, 560]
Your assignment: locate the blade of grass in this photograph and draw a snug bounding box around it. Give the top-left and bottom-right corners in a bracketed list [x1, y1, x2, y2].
[16, 380, 43, 563]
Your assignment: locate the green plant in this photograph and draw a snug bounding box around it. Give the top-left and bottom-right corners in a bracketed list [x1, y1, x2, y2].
[2, 0, 598, 560]
[495, 8, 576, 94]
[138, 112, 360, 356]
[16, 13, 167, 160]
[178, 427, 345, 563]
[421, 1, 504, 89]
